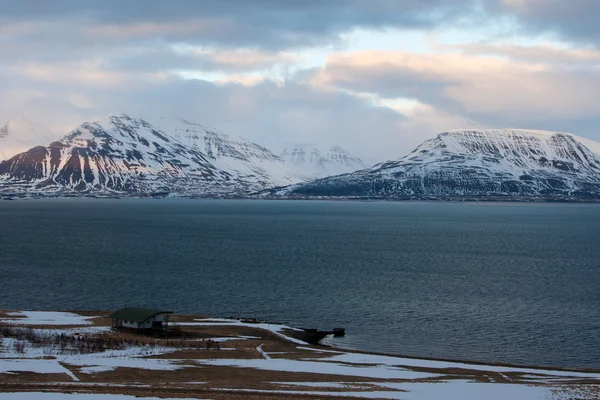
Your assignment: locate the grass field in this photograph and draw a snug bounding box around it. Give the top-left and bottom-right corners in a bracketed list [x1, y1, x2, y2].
[1, 310, 599, 399]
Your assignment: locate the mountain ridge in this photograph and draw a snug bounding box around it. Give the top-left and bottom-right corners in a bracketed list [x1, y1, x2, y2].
[267, 129, 600, 200]
[0, 114, 365, 196]
[280, 144, 366, 180]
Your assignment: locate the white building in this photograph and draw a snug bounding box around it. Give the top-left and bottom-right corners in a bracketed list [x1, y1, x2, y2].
[110, 307, 173, 332]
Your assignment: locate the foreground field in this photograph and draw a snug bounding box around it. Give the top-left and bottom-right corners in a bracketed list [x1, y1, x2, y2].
[1, 310, 599, 399]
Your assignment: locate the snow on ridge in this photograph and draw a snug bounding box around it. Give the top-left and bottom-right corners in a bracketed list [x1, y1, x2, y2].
[6, 104, 600, 198]
[276, 125, 600, 198]
[408, 127, 600, 160]
[438, 128, 600, 157]
[575, 135, 600, 157]
[445, 128, 570, 137]
[0, 112, 368, 194]
[280, 143, 366, 179]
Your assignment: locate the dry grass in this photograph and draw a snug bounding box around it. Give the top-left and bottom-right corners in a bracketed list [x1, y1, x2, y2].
[2, 309, 600, 399]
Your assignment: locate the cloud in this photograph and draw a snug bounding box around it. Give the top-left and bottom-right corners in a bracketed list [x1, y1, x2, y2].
[496, 0, 600, 47]
[109, 46, 299, 74]
[0, 0, 484, 50]
[3, 0, 600, 164]
[311, 47, 600, 133]
[102, 78, 411, 160]
[6, 63, 173, 89]
[447, 42, 600, 66]
[0, 65, 412, 160]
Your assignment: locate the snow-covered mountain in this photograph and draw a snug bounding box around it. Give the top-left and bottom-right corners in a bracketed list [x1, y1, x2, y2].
[152, 117, 309, 185]
[0, 115, 224, 195]
[269, 129, 600, 199]
[0, 114, 318, 196]
[280, 144, 366, 179]
[0, 110, 370, 196]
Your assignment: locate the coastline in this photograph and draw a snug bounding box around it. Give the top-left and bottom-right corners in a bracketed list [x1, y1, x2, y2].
[1, 310, 599, 399]
[317, 338, 600, 375]
[2, 192, 600, 203]
[3, 308, 597, 373]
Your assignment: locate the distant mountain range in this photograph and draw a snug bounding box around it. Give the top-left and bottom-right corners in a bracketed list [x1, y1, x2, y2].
[2, 101, 600, 200]
[266, 129, 600, 200]
[0, 113, 365, 196]
[280, 144, 366, 180]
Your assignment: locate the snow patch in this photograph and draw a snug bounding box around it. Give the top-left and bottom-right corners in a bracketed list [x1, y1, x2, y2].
[317, 353, 600, 380]
[377, 380, 552, 400]
[195, 358, 440, 380]
[2, 311, 96, 326]
[0, 359, 76, 379]
[181, 319, 308, 345]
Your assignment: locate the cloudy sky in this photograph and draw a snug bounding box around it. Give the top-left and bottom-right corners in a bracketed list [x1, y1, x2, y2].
[2, 0, 600, 159]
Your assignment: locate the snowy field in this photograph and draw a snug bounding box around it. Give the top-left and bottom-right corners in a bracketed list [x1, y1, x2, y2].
[1, 311, 97, 326]
[1, 311, 599, 399]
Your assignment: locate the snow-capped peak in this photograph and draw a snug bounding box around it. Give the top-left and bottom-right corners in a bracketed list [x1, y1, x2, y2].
[280, 143, 366, 179]
[446, 128, 568, 138]
[0, 114, 310, 195]
[438, 128, 600, 157]
[412, 129, 597, 164]
[273, 128, 600, 199]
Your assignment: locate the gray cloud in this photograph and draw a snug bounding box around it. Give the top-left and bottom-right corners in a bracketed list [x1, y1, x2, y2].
[0, 66, 413, 159]
[450, 42, 600, 66]
[3, 0, 600, 162]
[494, 0, 600, 47]
[106, 78, 410, 159]
[0, 0, 483, 50]
[106, 46, 297, 74]
[313, 50, 600, 142]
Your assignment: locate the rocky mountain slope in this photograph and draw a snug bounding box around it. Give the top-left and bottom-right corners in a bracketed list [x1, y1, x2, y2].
[280, 144, 366, 180]
[0, 115, 232, 195]
[269, 129, 600, 199]
[151, 117, 309, 186]
[0, 114, 363, 196]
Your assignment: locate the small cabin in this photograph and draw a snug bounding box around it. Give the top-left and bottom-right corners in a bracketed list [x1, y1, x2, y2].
[109, 307, 173, 333]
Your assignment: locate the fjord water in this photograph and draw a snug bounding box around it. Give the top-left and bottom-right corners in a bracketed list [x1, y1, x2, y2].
[1, 199, 599, 369]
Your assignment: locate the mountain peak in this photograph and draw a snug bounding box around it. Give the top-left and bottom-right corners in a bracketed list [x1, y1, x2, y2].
[444, 128, 569, 137]
[1, 113, 330, 195]
[273, 128, 600, 199]
[280, 143, 366, 179]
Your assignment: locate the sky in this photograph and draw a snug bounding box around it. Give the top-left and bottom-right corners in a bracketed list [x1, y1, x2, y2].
[2, 0, 600, 160]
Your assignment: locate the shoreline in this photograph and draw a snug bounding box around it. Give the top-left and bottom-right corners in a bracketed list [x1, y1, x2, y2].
[4, 308, 598, 374]
[270, 316, 600, 375]
[1, 309, 599, 399]
[317, 340, 600, 375]
[2, 193, 600, 203]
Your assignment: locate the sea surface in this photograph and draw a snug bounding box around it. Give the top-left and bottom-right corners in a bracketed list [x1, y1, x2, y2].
[0, 199, 599, 369]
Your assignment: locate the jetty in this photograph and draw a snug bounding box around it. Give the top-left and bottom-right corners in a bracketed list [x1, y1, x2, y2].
[298, 327, 345, 344]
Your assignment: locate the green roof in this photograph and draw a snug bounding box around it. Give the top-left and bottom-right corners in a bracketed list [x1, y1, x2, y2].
[109, 307, 173, 323]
